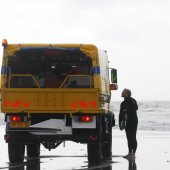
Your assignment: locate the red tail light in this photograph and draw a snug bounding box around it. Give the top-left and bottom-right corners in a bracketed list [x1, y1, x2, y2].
[10, 116, 21, 122]
[80, 116, 93, 122]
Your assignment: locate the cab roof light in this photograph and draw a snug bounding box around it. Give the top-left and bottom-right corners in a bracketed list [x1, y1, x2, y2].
[2, 39, 8, 47]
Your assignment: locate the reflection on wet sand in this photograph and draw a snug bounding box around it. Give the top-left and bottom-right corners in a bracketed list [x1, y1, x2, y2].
[88, 165, 112, 170]
[128, 160, 137, 170]
[8, 158, 113, 170]
[88, 161, 113, 170]
[8, 159, 40, 170]
[6, 154, 139, 170]
[123, 157, 137, 170]
[9, 159, 112, 170]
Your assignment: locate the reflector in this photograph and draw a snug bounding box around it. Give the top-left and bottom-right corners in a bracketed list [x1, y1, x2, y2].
[3, 100, 31, 108]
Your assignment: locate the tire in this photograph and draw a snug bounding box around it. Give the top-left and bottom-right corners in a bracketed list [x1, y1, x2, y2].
[103, 113, 112, 160]
[87, 142, 103, 164]
[8, 143, 25, 163]
[87, 115, 103, 164]
[27, 143, 40, 157]
[103, 129, 112, 160]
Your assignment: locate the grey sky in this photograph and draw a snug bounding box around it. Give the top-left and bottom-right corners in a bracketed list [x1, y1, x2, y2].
[0, 0, 170, 101]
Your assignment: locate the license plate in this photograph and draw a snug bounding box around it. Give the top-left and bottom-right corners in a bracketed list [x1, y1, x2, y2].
[10, 122, 30, 128]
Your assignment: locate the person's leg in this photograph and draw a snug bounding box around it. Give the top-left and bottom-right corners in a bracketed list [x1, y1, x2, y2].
[125, 128, 133, 153]
[132, 124, 138, 153]
[124, 127, 136, 159]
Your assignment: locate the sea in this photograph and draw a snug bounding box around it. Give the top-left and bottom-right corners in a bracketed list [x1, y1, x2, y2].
[111, 101, 170, 131]
[0, 101, 170, 131]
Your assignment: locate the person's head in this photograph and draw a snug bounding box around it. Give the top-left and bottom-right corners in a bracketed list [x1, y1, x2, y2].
[121, 88, 131, 98]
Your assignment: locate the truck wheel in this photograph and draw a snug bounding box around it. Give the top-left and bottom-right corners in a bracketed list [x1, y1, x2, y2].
[87, 115, 103, 164]
[87, 141, 103, 164]
[103, 114, 112, 160]
[27, 143, 40, 157]
[103, 130, 112, 160]
[8, 143, 25, 163]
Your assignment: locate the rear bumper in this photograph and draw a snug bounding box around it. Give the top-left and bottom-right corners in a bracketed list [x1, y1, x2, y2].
[5, 128, 98, 144]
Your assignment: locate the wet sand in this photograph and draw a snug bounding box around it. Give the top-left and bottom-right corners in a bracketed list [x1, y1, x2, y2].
[0, 126, 170, 170]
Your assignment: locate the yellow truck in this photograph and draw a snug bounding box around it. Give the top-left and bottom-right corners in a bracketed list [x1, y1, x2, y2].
[1, 39, 117, 164]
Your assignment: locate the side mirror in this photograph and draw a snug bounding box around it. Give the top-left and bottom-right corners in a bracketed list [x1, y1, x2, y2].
[111, 68, 117, 83]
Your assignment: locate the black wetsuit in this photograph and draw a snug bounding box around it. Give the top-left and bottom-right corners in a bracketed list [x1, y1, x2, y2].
[119, 97, 138, 153]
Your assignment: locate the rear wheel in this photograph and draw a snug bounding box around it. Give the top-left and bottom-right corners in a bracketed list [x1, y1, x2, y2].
[103, 113, 113, 160]
[87, 141, 103, 164]
[8, 143, 25, 163]
[27, 143, 40, 157]
[87, 115, 103, 164]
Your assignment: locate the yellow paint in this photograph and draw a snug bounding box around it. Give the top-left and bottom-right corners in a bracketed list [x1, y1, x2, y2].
[1, 43, 113, 114]
[1, 88, 100, 114]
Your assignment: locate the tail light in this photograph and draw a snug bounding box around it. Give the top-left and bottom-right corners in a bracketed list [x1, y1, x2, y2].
[6, 115, 30, 128]
[72, 115, 96, 128]
[80, 116, 93, 122]
[10, 116, 21, 122]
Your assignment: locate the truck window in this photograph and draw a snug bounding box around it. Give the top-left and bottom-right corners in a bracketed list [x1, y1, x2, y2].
[9, 75, 40, 88]
[7, 48, 93, 88]
[61, 75, 93, 88]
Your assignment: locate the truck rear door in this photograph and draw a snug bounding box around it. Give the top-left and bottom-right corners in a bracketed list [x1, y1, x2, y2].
[1, 88, 100, 114]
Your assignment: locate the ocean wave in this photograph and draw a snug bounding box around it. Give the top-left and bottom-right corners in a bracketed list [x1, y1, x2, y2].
[111, 101, 170, 131]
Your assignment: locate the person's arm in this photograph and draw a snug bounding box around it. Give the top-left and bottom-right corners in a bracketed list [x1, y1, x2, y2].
[134, 99, 138, 110]
[119, 103, 126, 128]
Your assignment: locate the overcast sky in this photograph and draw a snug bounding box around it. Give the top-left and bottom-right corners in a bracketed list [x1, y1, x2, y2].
[0, 0, 170, 101]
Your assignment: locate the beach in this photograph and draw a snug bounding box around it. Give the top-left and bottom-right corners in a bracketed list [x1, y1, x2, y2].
[0, 127, 170, 170]
[0, 101, 170, 169]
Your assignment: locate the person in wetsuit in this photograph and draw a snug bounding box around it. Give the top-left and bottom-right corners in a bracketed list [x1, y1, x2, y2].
[119, 88, 138, 159]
